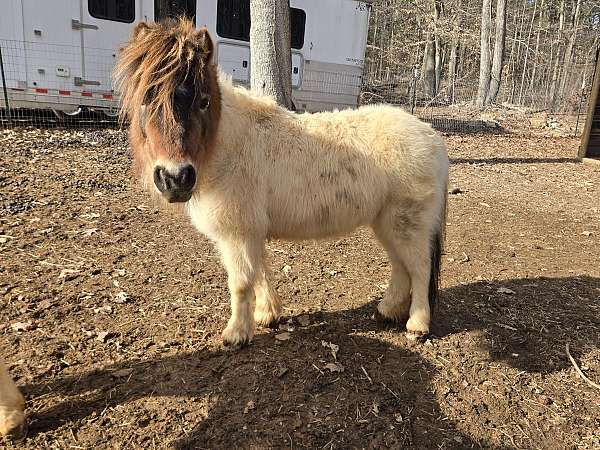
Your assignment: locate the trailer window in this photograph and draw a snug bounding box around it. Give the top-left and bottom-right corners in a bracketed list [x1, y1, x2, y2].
[155, 0, 196, 25]
[216, 0, 306, 50]
[89, 0, 135, 23]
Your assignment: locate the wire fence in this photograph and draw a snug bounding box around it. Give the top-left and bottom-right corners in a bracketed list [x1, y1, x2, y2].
[360, 57, 595, 135]
[0, 38, 595, 134]
[0, 39, 119, 129]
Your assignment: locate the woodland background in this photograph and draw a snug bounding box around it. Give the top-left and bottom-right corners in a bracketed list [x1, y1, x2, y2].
[363, 0, 600, 127]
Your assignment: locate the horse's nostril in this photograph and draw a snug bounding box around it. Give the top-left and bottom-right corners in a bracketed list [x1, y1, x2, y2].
[153, 166, 168, 193]
[178, 165, 196, 191]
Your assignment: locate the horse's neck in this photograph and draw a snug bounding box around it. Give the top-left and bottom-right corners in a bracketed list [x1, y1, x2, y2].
[215, 79, 282, 148]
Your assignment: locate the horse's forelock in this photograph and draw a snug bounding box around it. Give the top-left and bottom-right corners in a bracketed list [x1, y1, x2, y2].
[115, 18, 214, 139]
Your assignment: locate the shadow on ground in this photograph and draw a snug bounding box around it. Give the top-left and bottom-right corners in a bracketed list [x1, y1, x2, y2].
[17, 276, 599, 449]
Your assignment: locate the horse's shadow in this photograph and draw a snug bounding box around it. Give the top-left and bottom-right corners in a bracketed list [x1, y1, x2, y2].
[17, 275, 600, 449]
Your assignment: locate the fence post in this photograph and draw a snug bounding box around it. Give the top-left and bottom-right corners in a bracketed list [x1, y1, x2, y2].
[0, 44, 12, 127]
[574, 75, 586, 137]
[411, 66, 418, 115]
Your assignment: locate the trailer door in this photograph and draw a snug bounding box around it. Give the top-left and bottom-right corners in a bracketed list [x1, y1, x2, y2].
[19, 0, 83, 93]
[78, 0, 138, 93]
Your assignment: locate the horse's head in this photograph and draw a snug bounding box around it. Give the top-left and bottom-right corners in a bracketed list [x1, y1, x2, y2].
[115, 18, 221, 203]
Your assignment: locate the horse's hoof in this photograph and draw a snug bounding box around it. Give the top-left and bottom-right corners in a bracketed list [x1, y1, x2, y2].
[405, 330, 429, 341]
[406, 314, 430, 341]
[254, 309, 281, 329]
[222, 323, 254, 347]
[376, 301, 409, 324]
[0, 407, 26, 441]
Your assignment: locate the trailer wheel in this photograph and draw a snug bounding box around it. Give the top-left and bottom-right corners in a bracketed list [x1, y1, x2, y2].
[101, 107, 119, 118]
[52, 107, 82, 121]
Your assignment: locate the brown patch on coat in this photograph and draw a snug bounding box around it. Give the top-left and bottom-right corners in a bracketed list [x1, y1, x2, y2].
[320, 170, 340, 183]
[393, 199, 426, 239]
[340, 156, 359, 181]
[318, 204, 331, 225]
[335, 190, 361, 211]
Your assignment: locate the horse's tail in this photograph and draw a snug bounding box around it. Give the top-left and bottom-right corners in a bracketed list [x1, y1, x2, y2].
[429, 187, 447, 312]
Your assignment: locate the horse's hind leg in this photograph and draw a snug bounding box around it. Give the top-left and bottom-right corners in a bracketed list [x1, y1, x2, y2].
[396, 234, 432, 337]
[373, 205, 434, 337]
[0, 360, 25, 438]
[254, 267, 282, 327]
[373, 230, 412, 321]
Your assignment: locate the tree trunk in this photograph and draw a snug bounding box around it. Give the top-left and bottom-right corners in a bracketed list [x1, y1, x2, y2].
[448, 36, 458, 103]
[510, 0, 529, 103]
[476, 0, 493, 108]
[526, 0, 545, 106]
[447, 0, 461, 103]
[423, 32, 437, 97]
[558, 0, 582, 108]
[486, 0, 507, 105]
[250, 0, 294, 109]
[548, 0, 565, 110]
[433, 0, 444, 98]
[518, 0, 538, 104]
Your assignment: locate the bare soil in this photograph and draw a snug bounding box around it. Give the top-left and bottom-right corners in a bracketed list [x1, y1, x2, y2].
[1, 128, 599, 449]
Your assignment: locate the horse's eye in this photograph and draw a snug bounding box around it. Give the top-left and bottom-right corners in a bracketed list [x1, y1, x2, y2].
[198, 94, 210, 110]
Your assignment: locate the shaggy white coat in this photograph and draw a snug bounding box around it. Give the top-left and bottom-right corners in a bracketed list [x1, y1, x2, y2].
[185, 76, 449, 345]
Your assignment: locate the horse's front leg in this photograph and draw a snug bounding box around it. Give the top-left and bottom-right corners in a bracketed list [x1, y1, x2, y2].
[219, 238, 263, 346]
[254, 267, 282, 327]
[0, 361, 25, 437]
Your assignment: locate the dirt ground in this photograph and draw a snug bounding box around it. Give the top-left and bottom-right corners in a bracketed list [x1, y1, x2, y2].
[0, 127, 599, 449]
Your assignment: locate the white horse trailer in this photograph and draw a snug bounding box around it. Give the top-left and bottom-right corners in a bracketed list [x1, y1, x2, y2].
[0, 0, 372, 118]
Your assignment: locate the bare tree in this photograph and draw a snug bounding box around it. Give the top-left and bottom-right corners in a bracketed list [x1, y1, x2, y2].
[476, 0, 492, 108]
[433, 0, 445, 96]
[517, 0, 538, 104]
[363, 0, 599, 113]
[447, 0, 462, 102]
[250, 0, 294, 109]
[485, 0, 507, 104]
[526, 0, 544, 103]
[548, 0, 566, 109]
[558, 0, 582, 105]
[421, 0, 445, 98]
[422, 32, 437, 97]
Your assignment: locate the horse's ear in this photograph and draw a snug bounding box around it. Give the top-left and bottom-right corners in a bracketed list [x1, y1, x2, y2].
[133, 22, 150, 40]
[194, 28, 214, 63]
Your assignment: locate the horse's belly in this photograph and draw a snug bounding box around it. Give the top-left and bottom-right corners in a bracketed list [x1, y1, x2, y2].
[268, 200, 376, 240]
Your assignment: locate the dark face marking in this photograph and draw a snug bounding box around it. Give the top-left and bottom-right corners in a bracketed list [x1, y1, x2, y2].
[169, 69, 213, 143]
[173, 76, 195, 125]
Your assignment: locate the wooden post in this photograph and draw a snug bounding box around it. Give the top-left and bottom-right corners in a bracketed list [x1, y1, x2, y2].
[0, 45, 12, 127]
[578, 47, 600, 160]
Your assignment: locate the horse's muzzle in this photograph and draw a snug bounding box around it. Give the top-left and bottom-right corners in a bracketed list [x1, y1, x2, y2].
[153, 164, 196, 203]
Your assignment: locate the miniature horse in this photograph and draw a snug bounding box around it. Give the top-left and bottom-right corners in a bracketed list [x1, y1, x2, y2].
[0, 18, 448, 436]
[115, 18, 448, 345]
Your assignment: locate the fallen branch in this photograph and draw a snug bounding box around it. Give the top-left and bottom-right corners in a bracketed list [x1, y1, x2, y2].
[565, 342, 600, 391]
